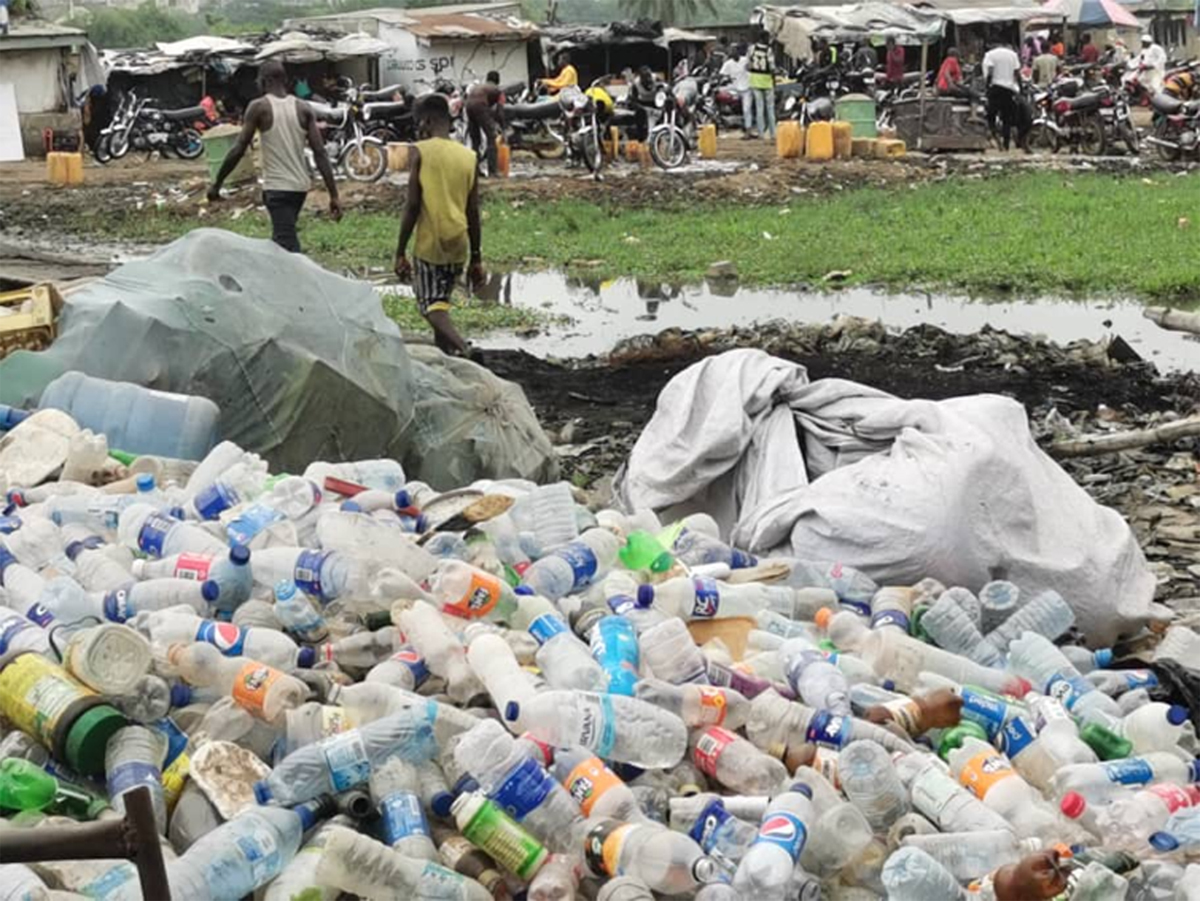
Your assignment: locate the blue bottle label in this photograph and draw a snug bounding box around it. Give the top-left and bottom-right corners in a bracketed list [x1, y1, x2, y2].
[0, 614, 33, 655]
[294, 550, 332, 603]
[193, 482, 238, 521]
[691, 578, 721, 618]
[231, 828, 281, 887]
[226, 503, 284, 547]
[528, 613, 568, 646]
[24, 603, 54, 628]
[380, 791, 430, 845]
[103, 589, 130, 624]
[152, 718, 189, 768]
[81, 863, 138, 900]
[322, 731, 371, 791]
[607, 594, 637, 616]
[490, 756, 555, 822]
[960, 688, 1008, 741]
[688, 799, 731, 851]
[1046, 673, 1094, 712]
[556, 543, 598, 589]
[195, 621, 246, 656]
[0, 546, 17, 581]
[579, 694, 617, 758]
[870, 609, 910, 631]
[999, 717, 1036, 759]
[107, 761, 161, 798]
[839, 598, 872, 617]
[1105, 758, 1154, 785]
[752, 811, 807, 860]
[137, 513, 176, 557]
[1122, 670, 1159, 691]
[0, 516, 21, 535]
[805, 710, 852, 749]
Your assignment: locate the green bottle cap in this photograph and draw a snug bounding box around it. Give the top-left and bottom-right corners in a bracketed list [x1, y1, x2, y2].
[65, 705, 127, 778]
[107, 449, 138, 466]
[910, 604, 931, 641]
[938, 721, 989, 760]
[1079, 722, 1134, 761]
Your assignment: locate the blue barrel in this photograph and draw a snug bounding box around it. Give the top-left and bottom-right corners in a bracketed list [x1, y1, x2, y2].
[39, 372, 220, 460]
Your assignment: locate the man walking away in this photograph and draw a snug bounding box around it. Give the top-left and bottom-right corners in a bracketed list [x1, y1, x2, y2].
[720, 45, 753, 138]
[983, 39, 1021, 150]
[466, 70, 505, 177]
[748, 30, 776, 140]
[208, 60, 341, 253]
[394, 95, 483, 359]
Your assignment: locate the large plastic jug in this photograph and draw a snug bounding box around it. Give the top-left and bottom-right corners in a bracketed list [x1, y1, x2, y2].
[805, 122, 834, 161]
[776, 121, 804, 159]
[495, 140, 511, 178]
[38, 372, 220, 460]
[832, 122, 853, 159]
[698, 124, 718, 159]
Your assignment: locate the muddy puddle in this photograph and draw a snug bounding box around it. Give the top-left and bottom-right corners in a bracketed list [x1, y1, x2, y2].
[380, 270, 1198, 370]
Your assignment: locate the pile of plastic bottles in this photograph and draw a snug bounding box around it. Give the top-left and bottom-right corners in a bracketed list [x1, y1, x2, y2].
[1, 437, 1200, 901]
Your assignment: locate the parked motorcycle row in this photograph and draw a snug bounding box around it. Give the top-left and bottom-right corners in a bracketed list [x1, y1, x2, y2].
[93, 92, 218, 164]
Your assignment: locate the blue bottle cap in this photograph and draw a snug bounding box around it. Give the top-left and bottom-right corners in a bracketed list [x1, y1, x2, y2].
[636, 584, 655, 607]
[504, 701, 520, 722]
[431, 791, 455, 818]
[253, 781, 273, 805]
[791, 783, 814, 799]
[297, 647, 316, 669]
[169, 683, 192, 708]
[201, 580, 220, 603]
[1149, 831, 1179, 852]
[514, 585, 535, 596]
[230, 545, 251, 566]
[135, 474, 156, 492]
[294, 801, 319, 831]
[882, 679, 896, 692]
[1169, 705, 1189, 727]
[395, 490, 411, 509]
[1093, 648, 1114, 668]
[275, 580, 297, 602]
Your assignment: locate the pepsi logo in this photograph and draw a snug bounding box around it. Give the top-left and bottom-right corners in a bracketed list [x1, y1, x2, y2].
[211, 622, 243, 652]
[759, 815, 796, 842]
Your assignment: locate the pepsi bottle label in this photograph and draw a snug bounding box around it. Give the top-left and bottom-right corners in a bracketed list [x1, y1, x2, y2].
[103, 589, 130, 624]
[752, 811, 807, 860]
[1046, 673, 1095, 712]
[192, 482, 238, 521]
[691, 578, 721, 618]
[528, 613, 568, 646]
[870, 609, 910, 631]
[195, 621, 246, 657]
[960, 688, 1008, 741]
[998, 717, 1036, 759]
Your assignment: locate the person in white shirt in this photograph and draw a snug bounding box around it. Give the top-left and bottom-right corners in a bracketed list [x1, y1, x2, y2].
[983, 40, 1022, 150]
[1137, 33, 1167, 94]
[719, 45, 754, 137]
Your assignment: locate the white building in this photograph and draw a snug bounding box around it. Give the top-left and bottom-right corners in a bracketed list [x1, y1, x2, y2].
[286, 3, 537, 90]
[1, 20, 92, 158]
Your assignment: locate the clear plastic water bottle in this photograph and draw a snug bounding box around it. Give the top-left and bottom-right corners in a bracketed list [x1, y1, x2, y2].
[530, 612, 607, 692]
[785, 648, 850, 714]
[0, 605, 53, 668]
[132, 546, 253, 614]
[881, 846, 966, 901]
[250, 546, 373, 607]
[254, 706, 438, 805]
[396, 600, 485, 704]
[1121, 702, 1193, 755]
[1052, 753, 1200, 804]
[522, 529, 622, 601]
[860, 628, 1030, 697]
[638, 618, 710, 685]
[920, 592, 1001, 666]
[690, 726, 789, 795]
[896, 752, 1020, 834]
[429, 559, 522, 624]
[166, 642, 308, 722]
[62, 525, 135, 591]
[262, 815, 349, 901]
[273, 580, 328, 644]
[106, 725, 168, 833]
[453, 718, 584, 853]
[641, 577, 796, 622]
[117, 504, 226, 557]
[583, 819, 718, 894]
[744, 690, 915, 759]
[679, 795, 758, 871]
[137, 610, 313, 671]
[505, 690, 688, 768]
[635, 679, 751, 731]
[185, 461, 267, 521]
[552, 746, 649, 823]
[1063, 783, 1200, 852]
[464, 631, 538, 715]
[983, 589, 1075, 655]
[947, 736, 1060, 840]
[672, 530, 756, 569]
[62, 622, 150, 695]
[370, 757, 437, 860]
[1008, 631, 1122, 722]
[366, 645, 429, 692]
[730, 783, 814, 900]
[901, 830, 1041, 882]
[838, 740, 910, 831]
[939, 586, 981, 624]
[508, 482, 579, 552]
[103, 577, 221, 621]
[1009, 694, 1097, 791]
[869, 586, 915, 633]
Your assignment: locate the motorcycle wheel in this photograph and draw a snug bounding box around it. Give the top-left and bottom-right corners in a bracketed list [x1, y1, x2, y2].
[581, 129, 604, 175]
[1028, 122, 1058, 154]
[367, 125, 402, 145]
[93, 135, 113, 165]
[1154, 121, 1180, 162]
[533, 140, 567, 160]
[342, 141, 387, 182]
[650, 127, 689, 170]
[1120, 121, 1140, 156]
[174, 128, 204, 160]
[110, 131, 131, 160]
[1080, 117, 1106, 156]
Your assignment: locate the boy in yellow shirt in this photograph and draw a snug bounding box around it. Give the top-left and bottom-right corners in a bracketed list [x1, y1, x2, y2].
[394, 94, 483, 358]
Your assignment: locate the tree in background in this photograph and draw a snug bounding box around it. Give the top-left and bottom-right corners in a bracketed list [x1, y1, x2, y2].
[66, 2, 198, 48]
[618, 0, 718, 25]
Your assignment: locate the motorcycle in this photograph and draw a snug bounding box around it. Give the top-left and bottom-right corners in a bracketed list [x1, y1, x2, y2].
[648, 77, 700, 170]
[699, 76, 745, 131]
[1099, 83, 1139, 154]
[1145, 90, 1200, 160]
[107, 94, 206, 162]
[503, 85, 568, 160]
[356, 83, 418, 144]
[309, 100, 387, 182]
[93, 93, 135, 164]
[1030, 77, 1106, 155]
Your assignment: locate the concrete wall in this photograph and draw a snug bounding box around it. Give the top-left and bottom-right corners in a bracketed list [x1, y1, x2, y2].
[378, 25, 530, 90]
[4, 48, 64, 113]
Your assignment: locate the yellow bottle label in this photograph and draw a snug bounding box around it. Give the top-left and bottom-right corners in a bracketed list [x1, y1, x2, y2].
[0, 655, 95, 749]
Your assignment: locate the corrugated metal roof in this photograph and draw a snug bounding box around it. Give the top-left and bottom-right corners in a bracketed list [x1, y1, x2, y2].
[404, 13, 538, 39]
[298, 2, 521, 27]
[1, 19, 87, 51]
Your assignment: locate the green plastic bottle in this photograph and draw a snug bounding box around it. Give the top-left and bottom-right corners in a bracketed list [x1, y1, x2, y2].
[619, 531, 674, 574]
[1079, 722, 1134, 761]
[0, 758, 57, 812]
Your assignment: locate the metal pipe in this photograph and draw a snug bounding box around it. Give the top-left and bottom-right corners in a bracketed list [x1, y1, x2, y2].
[0, 787, 171, 901]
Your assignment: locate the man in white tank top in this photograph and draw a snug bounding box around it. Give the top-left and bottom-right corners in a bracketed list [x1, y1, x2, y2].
[207, 60, 341, 253]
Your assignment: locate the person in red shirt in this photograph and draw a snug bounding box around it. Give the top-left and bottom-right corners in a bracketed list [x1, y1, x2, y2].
[886, 36, 906, 85]
[1079, 32, 1100, 64]
[936, 47, 971, 97]
[1050, 33, 1066, 58]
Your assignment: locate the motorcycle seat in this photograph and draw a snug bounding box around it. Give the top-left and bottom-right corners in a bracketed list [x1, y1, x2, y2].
[502, 82, 527, 97]
[1152, 92, 1184, 114]
[362, 102, 408, 118]
[1065, 92, 1101, 111]
[310, 102, 346, 124]
[360, 85, 404, 102]
[158, 106, 205, 121]
[505, 100, 562, 121]
[609, 107, 639, 126]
